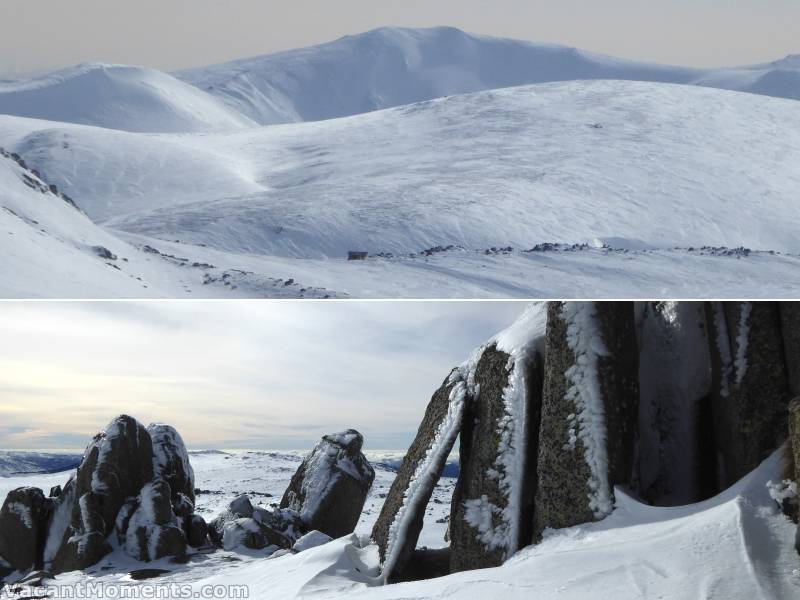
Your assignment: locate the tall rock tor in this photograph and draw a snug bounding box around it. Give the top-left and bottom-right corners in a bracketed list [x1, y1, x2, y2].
[449, 343, 543, 573]
[0, 487, 51, 572]
[705, 302, 792, 487]
[372, 371, 467, 582]
[50, 414, 154, 572]
[533, 301, 639, 539]
[280, 429, 375, 540]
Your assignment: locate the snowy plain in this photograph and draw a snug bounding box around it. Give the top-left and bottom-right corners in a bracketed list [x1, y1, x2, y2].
[0, 449, 797, 599]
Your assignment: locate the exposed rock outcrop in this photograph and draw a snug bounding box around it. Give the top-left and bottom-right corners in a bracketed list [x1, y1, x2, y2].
[0, 415, 208, 576]
[371, 373, 466, 582]
[449, 344, 543, 572]
[781, 303, 800, 396]
[706, 302, 792, 487]
[532, 302, 639, 539]
[209, 495, 302, 551]
[0, 487, 51, 572]
[281, 429, 374, 539]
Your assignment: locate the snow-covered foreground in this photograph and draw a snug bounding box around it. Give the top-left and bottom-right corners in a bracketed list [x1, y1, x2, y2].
[1, 450, 796, 599]
[2, 80, 800, 298]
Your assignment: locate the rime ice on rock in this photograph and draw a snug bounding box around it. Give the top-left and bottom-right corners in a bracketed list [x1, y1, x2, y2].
[371, 371, 468, 582]
[705, 302, 792, 487]
[450, 304, 547, 572]
[533, 301, 639, 539]
[280, 429, 374, 540]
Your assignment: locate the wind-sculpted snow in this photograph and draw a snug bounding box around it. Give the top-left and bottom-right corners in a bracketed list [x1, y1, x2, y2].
[177, 26, 800, 126]
[1, 79, 800, 297]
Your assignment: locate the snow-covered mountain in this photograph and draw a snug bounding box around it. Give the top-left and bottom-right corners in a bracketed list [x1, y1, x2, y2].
[0, 63, 256, 133]
[179, 26, 800, 125]
[1, 27, 799, 134]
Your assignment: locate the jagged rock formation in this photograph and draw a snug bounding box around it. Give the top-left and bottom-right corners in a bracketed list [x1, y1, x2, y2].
[0, 415, 208, 577]
[533, 302, 639, 538]
[371, 372, 467, 582]
[374, 301, 797, 582]
[280, 430, 375, 539]
[706, 302, 793, 487]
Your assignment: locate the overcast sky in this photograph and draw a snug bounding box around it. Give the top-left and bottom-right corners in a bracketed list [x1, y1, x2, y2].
[1, 1, 797, 78]
[0, 301, 528, 451]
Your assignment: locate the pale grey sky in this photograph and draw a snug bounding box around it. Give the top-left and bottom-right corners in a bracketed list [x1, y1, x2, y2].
[1, 1, 797, 78]
[0, 301, 528, 451]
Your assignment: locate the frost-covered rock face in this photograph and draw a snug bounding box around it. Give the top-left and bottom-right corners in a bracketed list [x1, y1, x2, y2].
[705, 302, 792, 487]
[450, 344, 543, 573]
[371, 372, 465, 581]
[280, 429, 375, 540]
[147, 423, 195, 505]
[533, 301, 639, 539]
[0, 487, 50, 572]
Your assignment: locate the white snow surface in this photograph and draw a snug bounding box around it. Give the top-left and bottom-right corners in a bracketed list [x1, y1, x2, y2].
[2, 79, 800, 297]
[562, 302, 614, 519]
[2, 450, 796, 599]
[0, 63, 256, 133]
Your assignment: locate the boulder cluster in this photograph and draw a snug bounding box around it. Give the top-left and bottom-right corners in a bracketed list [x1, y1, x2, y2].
[0, 416, 374, 581]
[0, 416, 207, 579]
[209, 429, 374, 553]
[373, 301, 800, 582]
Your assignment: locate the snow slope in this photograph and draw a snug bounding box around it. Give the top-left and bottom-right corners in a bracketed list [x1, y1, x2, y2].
[2, 450, 796, 599]
[0, 64, 256, 133]
[177, 26, 800, 125]
[3, 80, 798, 256]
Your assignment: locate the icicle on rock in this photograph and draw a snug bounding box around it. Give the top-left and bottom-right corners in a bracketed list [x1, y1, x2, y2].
[449, 343, 543, 572]
[372, 371, 467, 583]
[280, 429, 374, 539]
[0, 487, 51, 572]
[705, 302, 792, 487]
[533, 301, 639, 539]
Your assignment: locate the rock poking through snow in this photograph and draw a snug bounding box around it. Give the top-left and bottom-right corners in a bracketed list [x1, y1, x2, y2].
[706, 302, 792, 487]
[372, 373, 467, 582]
[533, 301, 639, 539]
[780, 303, 800, 397]
[209, 495, 302, 551]
[280, 429, 374, 540]
[0, 487, 50, 572]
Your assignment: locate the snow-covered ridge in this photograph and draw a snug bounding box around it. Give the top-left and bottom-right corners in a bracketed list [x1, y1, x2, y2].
[0, 63, 256, 133]
[177, 26, 800, 126]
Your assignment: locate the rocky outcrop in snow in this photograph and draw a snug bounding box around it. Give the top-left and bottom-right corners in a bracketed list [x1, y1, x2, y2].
[705, 302, 792, 487]
[533, 301, 639, 539]
[280, 430, 375, 539]
[209, 494, 302, 552]
[0, 487, 50, 572]
[0, 415, 209, 577]
[449, 344, 543, 572]
[371, 373, 467, 582]
[780, 303, 800, 397]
